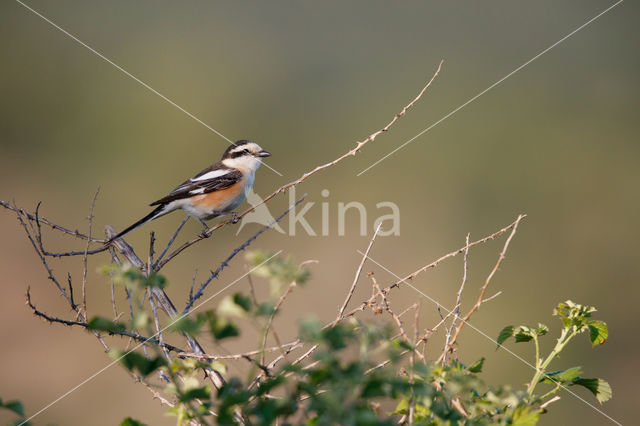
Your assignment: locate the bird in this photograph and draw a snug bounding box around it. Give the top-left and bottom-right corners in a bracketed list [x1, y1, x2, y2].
[107, 140, 271, 243]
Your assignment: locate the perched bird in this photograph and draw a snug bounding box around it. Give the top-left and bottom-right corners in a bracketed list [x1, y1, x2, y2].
[107, 140, 271, 243]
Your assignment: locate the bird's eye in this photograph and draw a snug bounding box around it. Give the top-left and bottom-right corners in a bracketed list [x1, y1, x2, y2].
[243, 149, 250, 154]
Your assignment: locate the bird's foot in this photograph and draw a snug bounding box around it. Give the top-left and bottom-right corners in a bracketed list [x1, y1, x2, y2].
[230, 212, 240, 224]
[198, 218, 210, 238]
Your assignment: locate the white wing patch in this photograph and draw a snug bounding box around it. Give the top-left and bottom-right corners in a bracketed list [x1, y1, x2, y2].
[189, 188, 206, 194]
[191, 169, 232, 182]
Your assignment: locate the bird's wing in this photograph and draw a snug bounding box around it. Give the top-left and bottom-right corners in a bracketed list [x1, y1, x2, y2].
[149, 163, 243, 206]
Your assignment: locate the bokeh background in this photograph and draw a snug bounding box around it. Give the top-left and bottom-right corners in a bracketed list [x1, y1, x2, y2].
[1, 1, 638, 425]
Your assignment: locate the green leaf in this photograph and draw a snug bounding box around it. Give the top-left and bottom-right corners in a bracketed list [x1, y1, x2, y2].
[514, 327, 534, 343]
[361, 376, 387, 398]
[143, 273, 166, 288]
[167, 315, 202, 336]
[233, 293, 253, 312]
[542, 367, 583, 384]
[0, 399, 25, 416]
[133, 312, 150, 329]
[497, 325, 514, 348]
[218, 295, 249, 318]
[257, 375, 286, 396]
[392, 399, 409, 415]
[554, 300, 597, 330]
[321, 324, 354, 350]
[257, 302, 276, 316]
[246, 251, 311, 297]
[392, 339, 413, 351]
[511, 406, 540, 425]
[535, 323, 549, 336]
[212, 322, 239, 340]
[299, 317, 322, 341]
[468, 357, 485, 373]
[588, 320, 608, 346]
[120, 417, 147, 426]
[572, 378, 612, 403]
[109, 349, 166, 377]
[179, 386, 210, 403]
[123, 268, 144, 283]
[201, 310, 239, 341]
[87, 316, 126, 333]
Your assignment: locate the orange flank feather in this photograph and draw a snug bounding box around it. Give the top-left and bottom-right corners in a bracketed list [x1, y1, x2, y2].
[192, 181, 245, 211]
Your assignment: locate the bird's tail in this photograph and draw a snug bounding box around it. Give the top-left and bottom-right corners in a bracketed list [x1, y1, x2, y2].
[106, 204, 168, 244]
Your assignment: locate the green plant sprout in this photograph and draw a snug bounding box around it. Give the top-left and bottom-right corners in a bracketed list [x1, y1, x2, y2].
[497, 300, 611, 405]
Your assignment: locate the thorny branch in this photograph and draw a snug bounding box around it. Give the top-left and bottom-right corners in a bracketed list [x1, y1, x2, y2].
[26, 287, 184, 352]
[0, 64, 533, 421]
[155, 61, 444, 265]
[182, 195, 307, 313]
[335, 223, 381, 322]
[442, 233, 470, 363]
[439, 214, 525, 362]
[0, 200, 105, 242]
[81, 187, 101, 316]
[247, 215, 524, 383]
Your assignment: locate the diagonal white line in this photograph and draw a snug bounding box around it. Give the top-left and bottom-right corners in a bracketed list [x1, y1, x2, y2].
[357, 0, 624, 176]
[358, 250, 623, 426]
[19, 250, 283, 426]
[13, 0, 283, 177]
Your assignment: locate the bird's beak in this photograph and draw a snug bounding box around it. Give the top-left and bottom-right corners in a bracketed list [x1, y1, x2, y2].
[257, 150, 271, 158]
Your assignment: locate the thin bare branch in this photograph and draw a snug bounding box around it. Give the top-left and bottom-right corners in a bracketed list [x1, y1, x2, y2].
[182, 195, 306, 313]
[335, 223, 381, 321]
[540, 396, 561, 410]
[179, 342, 303, 361]
[15, 206, 73, 306]
[81, 187, 100, 316]
[149, 292, 172, 366]
[440, 214, 525, 360]
[152, 215, 190, 270]
[25, 287, 180, 352]
[135, 377, 175, 408]
[260, 281, 298, 365]
[390, 215, 526, 290]
[1, 200, 106, 242]
[443, 233, 470, 363]
[158, 63, 443, 265]
[105, 225, 226, 389]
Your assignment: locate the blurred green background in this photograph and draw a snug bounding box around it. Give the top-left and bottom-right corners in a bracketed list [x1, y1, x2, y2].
[1, 1, 638, 425]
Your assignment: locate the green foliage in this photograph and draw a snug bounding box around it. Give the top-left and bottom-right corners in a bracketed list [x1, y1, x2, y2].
[97, 258, 612, 425]
[572, 378, 613, 404]
[0, 398, 24, 417]
[120, 417, 147, 426]
[498, 300, 612, 405]
[168, 309, 239, 341]
[143, 273, 167, 288]
[246, 251, 310, 297]
[99, 265, 165, 289]
[195, 320, 544, 425]
[0, 398, 30, 426]
[497, 323, 548, 346]
[468, 357, 485, 373]
[1, 397, 29, 426]
[87, 316, 127, 333]
[108, 349, 166, 377]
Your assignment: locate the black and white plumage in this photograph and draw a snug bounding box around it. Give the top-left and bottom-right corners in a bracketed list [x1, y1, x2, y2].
[107, 140, 271, 243]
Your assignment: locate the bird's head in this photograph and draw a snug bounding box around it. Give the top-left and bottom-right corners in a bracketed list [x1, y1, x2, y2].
[221, 140, 271, 172]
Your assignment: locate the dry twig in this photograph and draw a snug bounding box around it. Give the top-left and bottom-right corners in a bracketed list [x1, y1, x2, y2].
[439, 214, 525, 361]
[182, 195, 306, 313]
[335, 222, 381, 322]
[155, 62, 444, 266]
